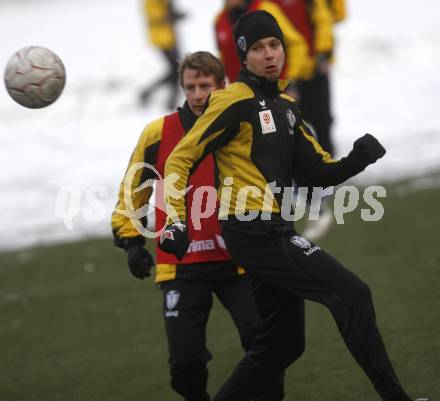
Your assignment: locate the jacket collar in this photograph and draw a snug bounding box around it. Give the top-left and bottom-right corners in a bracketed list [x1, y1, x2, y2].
[237, 68, 290, 96]
[178, 101, 198, 133]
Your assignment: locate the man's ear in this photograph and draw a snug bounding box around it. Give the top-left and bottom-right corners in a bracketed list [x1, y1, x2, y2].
[220, 80, 226, 89]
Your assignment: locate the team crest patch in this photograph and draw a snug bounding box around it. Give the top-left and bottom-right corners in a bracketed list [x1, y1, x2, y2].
[166, 290, 180, 310]
[259, 110, 277, 134]
[290, 235, 321, 256]
[290, 235, 311, 249]
[237, 36, 247, 52]
[286, 109, 296, 129]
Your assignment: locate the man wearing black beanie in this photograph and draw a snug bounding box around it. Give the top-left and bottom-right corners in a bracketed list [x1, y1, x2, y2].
[160, 9, 426, 401]
[233, 10, 285, 63]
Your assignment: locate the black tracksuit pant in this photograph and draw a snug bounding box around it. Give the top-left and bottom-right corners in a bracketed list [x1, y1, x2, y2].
[213, 217, 410, 401]
[162, 275, 284, 401]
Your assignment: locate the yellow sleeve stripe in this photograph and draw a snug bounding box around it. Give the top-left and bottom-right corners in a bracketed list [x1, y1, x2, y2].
[299, 125, 336, 164]
[280, 93, 295, 102]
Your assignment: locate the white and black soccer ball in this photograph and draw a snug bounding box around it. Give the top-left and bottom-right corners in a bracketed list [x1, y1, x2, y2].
[3, 46, 66, 109]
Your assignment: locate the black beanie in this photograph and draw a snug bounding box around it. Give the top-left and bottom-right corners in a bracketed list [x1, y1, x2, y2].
[233, 10, 285, 63]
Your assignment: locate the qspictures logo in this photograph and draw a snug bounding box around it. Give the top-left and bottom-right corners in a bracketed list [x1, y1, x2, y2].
[54, 162, 387, 235]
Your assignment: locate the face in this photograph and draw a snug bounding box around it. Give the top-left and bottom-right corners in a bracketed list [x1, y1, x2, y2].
[182, 69, 224, 116]
[243, 37, 285, 82]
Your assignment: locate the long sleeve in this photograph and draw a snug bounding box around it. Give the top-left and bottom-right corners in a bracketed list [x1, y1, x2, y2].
[293, 117, 367, 187]
[111, 118, 163, 242]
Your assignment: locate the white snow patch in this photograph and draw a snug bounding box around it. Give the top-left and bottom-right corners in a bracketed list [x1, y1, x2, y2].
[1, 0, 440, 250]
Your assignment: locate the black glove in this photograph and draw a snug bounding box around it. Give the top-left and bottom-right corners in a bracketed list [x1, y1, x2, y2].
[352, 134, 386, 166]
[126, 245, 154, 280]
[158, 223, 190, 260]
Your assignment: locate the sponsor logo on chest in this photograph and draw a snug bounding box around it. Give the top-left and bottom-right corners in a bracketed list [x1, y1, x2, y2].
[186, 239, 215, 253]
[259, 109, 277, 134]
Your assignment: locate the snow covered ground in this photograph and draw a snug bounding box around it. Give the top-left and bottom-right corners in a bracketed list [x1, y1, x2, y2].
[0, 0, 439, 250]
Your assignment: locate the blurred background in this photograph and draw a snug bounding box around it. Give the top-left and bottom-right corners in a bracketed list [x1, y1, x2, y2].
[0, 0, 439, 400]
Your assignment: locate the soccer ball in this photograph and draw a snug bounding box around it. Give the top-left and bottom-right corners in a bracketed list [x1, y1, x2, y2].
[4, 46, 66, 109]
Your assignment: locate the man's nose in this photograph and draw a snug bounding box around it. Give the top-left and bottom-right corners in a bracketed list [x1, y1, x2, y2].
[264, 46, 275, 59]
[194, 87, 204, 98]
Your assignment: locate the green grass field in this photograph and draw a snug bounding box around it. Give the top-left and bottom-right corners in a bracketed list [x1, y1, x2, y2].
[1, 178, 439, 401]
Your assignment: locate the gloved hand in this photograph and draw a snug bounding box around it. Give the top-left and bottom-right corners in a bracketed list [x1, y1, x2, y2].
[158, 223, 190, 260]
[126, 245, 154, 280]
[352, 134, 386, 166]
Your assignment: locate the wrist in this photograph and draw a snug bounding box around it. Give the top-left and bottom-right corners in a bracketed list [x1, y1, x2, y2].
[348, 147, 370, 170]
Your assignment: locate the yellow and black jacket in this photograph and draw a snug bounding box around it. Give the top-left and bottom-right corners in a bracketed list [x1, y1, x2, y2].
[143, 0, 176, 50]
[164, 69, 368, 224]
[112, 103, 242, 283]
